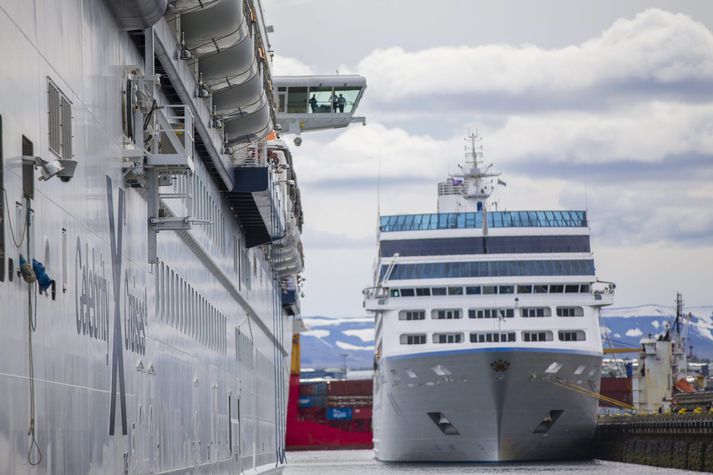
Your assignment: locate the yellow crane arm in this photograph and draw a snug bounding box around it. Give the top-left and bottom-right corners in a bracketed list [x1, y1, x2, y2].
[544, 376, 635, 411]
[603, 348, 640, 354]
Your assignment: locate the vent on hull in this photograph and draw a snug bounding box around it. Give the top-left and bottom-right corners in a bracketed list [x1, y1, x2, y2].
[533, 409, 564, 434]
[428, 412, 460, 435]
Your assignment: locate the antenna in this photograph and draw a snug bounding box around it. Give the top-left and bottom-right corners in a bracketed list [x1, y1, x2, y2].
[377, 149, 382, 217]
[583, 160, 589, 213]
[464, 129, 482, 167]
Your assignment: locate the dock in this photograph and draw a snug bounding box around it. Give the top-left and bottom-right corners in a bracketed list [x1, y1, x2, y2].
[595, 414, 713, 471]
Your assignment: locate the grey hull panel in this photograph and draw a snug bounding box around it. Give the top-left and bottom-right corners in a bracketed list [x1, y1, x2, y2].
[374, 349, 602, 462]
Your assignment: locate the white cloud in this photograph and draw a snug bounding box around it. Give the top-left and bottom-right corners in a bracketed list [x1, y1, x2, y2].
[344, 328, 375, 342]
[272, 54, 314, 76]
[485, 102, 713, 165]
[296, 123, 452, 185]
[302, 329, 329, 339]
[358, 9, 713, 102]
[626, 328, 644, 337]
[335, 341, 374, 351]
[652, 321, 660, 329]
[302, 317, 372, 327]
[288, 8, 713, 317]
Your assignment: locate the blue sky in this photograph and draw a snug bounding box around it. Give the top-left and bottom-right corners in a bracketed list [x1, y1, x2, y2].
[264, 1, 713, 317]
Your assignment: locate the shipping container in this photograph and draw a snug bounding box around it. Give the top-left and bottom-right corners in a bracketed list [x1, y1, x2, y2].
[298, 395, 327, 408]
[328, 380, 373, 396]
[327, 407, 353, 421]
[300, 382, 329, 396]
[600, 377, 633, 406]
[352, 407, 372, 420]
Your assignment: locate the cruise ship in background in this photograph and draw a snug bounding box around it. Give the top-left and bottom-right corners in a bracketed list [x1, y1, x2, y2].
[0, 0, 364, 473]
[364, 134, 615, 462]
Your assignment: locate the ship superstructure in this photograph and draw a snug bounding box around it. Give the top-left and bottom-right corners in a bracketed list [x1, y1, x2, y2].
[364, 134, 615, 462]
[0, 1, 362, 473]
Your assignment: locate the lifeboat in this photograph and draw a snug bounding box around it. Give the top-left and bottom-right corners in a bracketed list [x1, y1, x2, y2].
[107, 0, 168, 30]
[178, 0, 273, 144]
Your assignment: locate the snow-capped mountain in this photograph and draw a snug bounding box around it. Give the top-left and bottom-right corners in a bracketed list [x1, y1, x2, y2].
[299, 305, 713, 370]
[601, 304, 713, 359]
[300, 316, 375, 370]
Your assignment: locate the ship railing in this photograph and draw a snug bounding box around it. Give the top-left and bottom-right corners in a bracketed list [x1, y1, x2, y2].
[592, 280, 616, 299]
[146, 104, 195, 173]
[363, 286, 388, 300]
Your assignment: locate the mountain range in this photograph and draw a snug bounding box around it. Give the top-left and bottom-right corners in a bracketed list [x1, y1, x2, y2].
[299, 304, 713, 370]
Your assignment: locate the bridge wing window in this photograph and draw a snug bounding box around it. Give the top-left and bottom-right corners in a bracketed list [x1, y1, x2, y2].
[286, 86, 308, 113]
[333, 87, 361, 113]
[308, 86, 334, 113]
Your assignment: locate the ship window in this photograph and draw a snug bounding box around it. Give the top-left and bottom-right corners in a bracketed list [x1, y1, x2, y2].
[333, 86, 361, 113]
[381, 260, 596, 281]
[499, 285, 514, 294]
[431, 287, 447, 296]
[468, 308, 514, 319]
[447, 286, 463, 295]
[482, 285, 497, 295]
[558, 330, 586, 342]
[286, 86, 308, 113]
[521, 307, 552, 318]
[549, 284, 565, 293]
[533, 284, 548, 294]
[433, 333, 463, 344]
[565, 284, 579, 293]
[432, 309, 462, 320]
[556, 306, 584, 317]
[522, 331, 553, 342]
[400, 288, 415, 297]
[579, 284, 590, 293]
[470, 332, 516, 343]
[390, 289, 400, 297]
[465, 286, 481, 295]
[399, 310, 425, 321]
[517, 285, 532, 294]
[400, 334, 427, 345]
[415, 287, 431, 297]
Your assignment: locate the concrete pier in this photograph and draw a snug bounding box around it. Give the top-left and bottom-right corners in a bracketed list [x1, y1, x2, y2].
[595, 415, 713, 472]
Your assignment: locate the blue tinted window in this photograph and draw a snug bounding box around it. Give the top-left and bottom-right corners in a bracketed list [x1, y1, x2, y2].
[379, 211, 587, 232]
[382, 259, 595, 280]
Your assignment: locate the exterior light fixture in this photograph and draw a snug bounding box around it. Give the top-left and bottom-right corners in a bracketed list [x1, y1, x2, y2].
[23, 155, 63, 181]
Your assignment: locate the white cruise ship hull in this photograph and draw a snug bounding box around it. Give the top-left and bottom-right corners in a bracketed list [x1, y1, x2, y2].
[374, 348, 602, 462]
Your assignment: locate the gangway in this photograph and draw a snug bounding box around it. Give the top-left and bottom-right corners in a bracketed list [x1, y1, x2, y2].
[273, 75, 366, 142]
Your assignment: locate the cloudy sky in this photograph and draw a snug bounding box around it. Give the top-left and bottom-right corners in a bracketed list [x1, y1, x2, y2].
[262, 0, 713, 317]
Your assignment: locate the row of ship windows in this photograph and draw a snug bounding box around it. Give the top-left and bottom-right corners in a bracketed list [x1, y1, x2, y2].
[400, 306, 584, 320]
[156, 261, 227, 354]
[384, 259, 595, 280]
[389, 283, 590, 298]
[400, 330, 586, 345]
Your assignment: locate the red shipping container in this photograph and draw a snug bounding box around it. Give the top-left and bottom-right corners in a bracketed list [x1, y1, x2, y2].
[328, 380, 373, 397]
[600, 377, 633, 406]
[352, 407, 372, 420]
